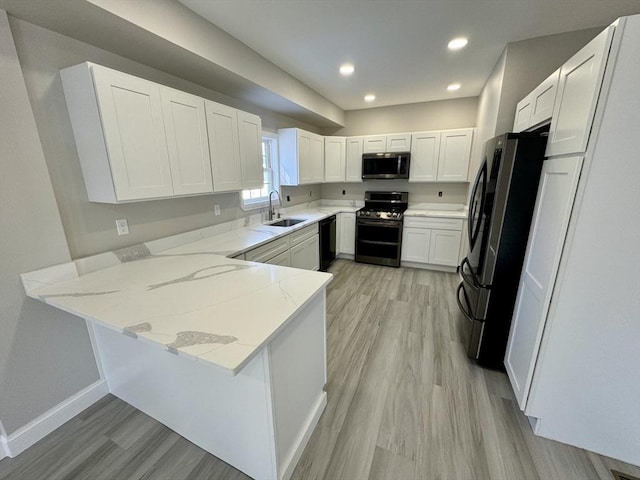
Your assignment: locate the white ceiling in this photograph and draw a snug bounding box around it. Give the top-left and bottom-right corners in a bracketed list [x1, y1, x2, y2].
[179, 0, 639, 110]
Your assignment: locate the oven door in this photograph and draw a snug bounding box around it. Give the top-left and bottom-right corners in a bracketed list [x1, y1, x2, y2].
[355, 219, 403, 267]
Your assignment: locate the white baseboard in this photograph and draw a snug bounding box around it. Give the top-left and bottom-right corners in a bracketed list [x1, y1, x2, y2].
[280, 392, 327, 480]
[0, 435, 9, 460]
[2, 380, 108, 458]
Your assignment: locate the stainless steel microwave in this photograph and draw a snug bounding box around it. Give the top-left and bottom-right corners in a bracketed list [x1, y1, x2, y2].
[362, 152, 410, 179]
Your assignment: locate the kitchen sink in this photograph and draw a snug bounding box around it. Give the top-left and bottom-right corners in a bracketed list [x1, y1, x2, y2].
[268, 218, 306, 227]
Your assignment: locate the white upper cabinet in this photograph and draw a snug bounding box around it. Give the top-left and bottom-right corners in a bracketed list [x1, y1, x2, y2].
[205, 100, 242, 192]
[513, 70, 560, 133]
[363, 133, 411, 153]
[386, 133, 412, 152]
[345, 137, 363, 182]
[409, 131, 441, 182]
[160, 87, 213, 196]
[437, 129, 474, 182]
[237, 110, 263, 190]
[205, 102, 263, 192]
[61, 63, 174, 203]
[61, 62, 264, 202]
[362, 135, 387, 153]
[546, 25, 615, 156]
[324, 136, 346, 182]
[279, 128, 324, 185]
[513, 97, 533, 133]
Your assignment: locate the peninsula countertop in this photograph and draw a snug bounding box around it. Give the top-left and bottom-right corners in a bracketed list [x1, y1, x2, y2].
[21, 202, 466, 376]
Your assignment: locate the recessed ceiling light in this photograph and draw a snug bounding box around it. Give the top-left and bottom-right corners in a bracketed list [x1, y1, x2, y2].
[447, 83, 461, 91]
[448, 37, 468, 50]
[339, 64, 355, 75]
[364, 94, 376, 102]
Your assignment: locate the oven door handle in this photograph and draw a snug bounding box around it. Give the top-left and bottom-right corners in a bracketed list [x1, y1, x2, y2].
[456, 282, 478, 323]
[357, 220, 402, 227]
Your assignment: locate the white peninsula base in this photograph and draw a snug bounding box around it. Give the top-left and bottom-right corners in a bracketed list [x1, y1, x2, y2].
[88, 290, 326, 480]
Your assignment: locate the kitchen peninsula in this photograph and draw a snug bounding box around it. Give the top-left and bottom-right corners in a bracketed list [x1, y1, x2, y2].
[20, 215, 335, 480]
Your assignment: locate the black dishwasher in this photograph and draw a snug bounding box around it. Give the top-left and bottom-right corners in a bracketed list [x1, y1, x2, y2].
[319, 215, 336, 271]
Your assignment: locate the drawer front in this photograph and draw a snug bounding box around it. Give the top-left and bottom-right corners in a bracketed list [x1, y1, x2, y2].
[245, 236, 290, 263]
[404, 216, 463, 231]
[289, 223, 318, 245]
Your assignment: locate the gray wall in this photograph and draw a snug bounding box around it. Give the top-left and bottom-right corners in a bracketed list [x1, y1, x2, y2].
[0, 11, 99, 436]
[324, 97, 478, 136]
[9, 16, 321, 260]
[321, 181, 470, 205]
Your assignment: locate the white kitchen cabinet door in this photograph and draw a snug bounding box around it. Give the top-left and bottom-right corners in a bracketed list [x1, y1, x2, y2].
[409, 131, 441, 182]
[529, 69, 560, 128]
[401, 227, 431, 263]
[160, 87, 213, 196]
[309, 134, 325, 183]
[205, 100, 242, 192]
[345, 137, 363, 182]
[363, 135, 387, 153]
[324, 136, 346, 182]
[505, 156, 583, 410]
[338, 213, 355, 255]
[237, 111, 263, 190]
[546, 26, 614, 157]
[290, 235, 320, 271]
[437, 129, 473, 182]
[428, 229, 462, 267]
[265, 250, 291, 267]
[91, 65, 174, 201]
[513, 96, 533, 133]
[386, 133, 412, 152]
[279, 128, 323, 185]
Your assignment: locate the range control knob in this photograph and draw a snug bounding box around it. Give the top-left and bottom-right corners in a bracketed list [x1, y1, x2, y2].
[392, 212, 397, 218]
[375, 212, 381, 217]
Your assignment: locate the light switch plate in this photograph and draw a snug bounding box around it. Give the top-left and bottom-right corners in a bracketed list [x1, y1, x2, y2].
[214, 204, 221, 216]
[115, 219, 129, 236]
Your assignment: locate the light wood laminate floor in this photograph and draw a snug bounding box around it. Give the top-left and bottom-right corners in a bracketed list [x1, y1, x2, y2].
[1, 260, 638, 480]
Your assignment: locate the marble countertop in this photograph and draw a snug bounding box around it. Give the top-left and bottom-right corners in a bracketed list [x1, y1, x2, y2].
[405, 203, 468, 219]
[24, 252, 332, 376]
[21, 202, 465, 376]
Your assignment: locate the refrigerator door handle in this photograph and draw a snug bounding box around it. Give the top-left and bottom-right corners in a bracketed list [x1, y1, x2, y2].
[460, 257, 488, 289]
[456, 282, 480, 323]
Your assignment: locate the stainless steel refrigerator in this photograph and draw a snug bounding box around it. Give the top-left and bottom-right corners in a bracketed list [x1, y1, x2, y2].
[457, 132, 547, 369]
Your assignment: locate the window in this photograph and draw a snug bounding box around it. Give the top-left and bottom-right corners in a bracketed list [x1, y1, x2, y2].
[240, 133, 278, 210]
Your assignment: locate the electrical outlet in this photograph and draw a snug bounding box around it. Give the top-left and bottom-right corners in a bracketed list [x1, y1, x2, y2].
[213, 204, 221, 216]
[309, 191, 312, 197]
[286, 195, 290, 202]
[438, 191, 443, 197]
[115, 218, 129, 236]
[342, 190, 346, 195]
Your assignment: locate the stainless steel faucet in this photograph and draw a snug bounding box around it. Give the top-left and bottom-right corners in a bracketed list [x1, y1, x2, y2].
[268, 190, 281, 221]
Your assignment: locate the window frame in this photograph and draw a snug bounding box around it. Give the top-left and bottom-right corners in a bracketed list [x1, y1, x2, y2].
[239, 131, 280, 211]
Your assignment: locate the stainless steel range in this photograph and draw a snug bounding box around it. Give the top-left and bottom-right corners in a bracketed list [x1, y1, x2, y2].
[355, 191, 408, 267]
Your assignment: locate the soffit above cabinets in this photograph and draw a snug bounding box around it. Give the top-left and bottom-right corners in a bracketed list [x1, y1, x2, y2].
[0, 0, 345, 128]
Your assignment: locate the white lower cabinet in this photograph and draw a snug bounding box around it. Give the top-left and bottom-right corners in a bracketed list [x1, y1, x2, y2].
[265, 250, 291, 267]
[337, 213, 355, 255]
[244, 223, 319, 271]
[401, 217, 463, 268]
[290, 235, 319, 271]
